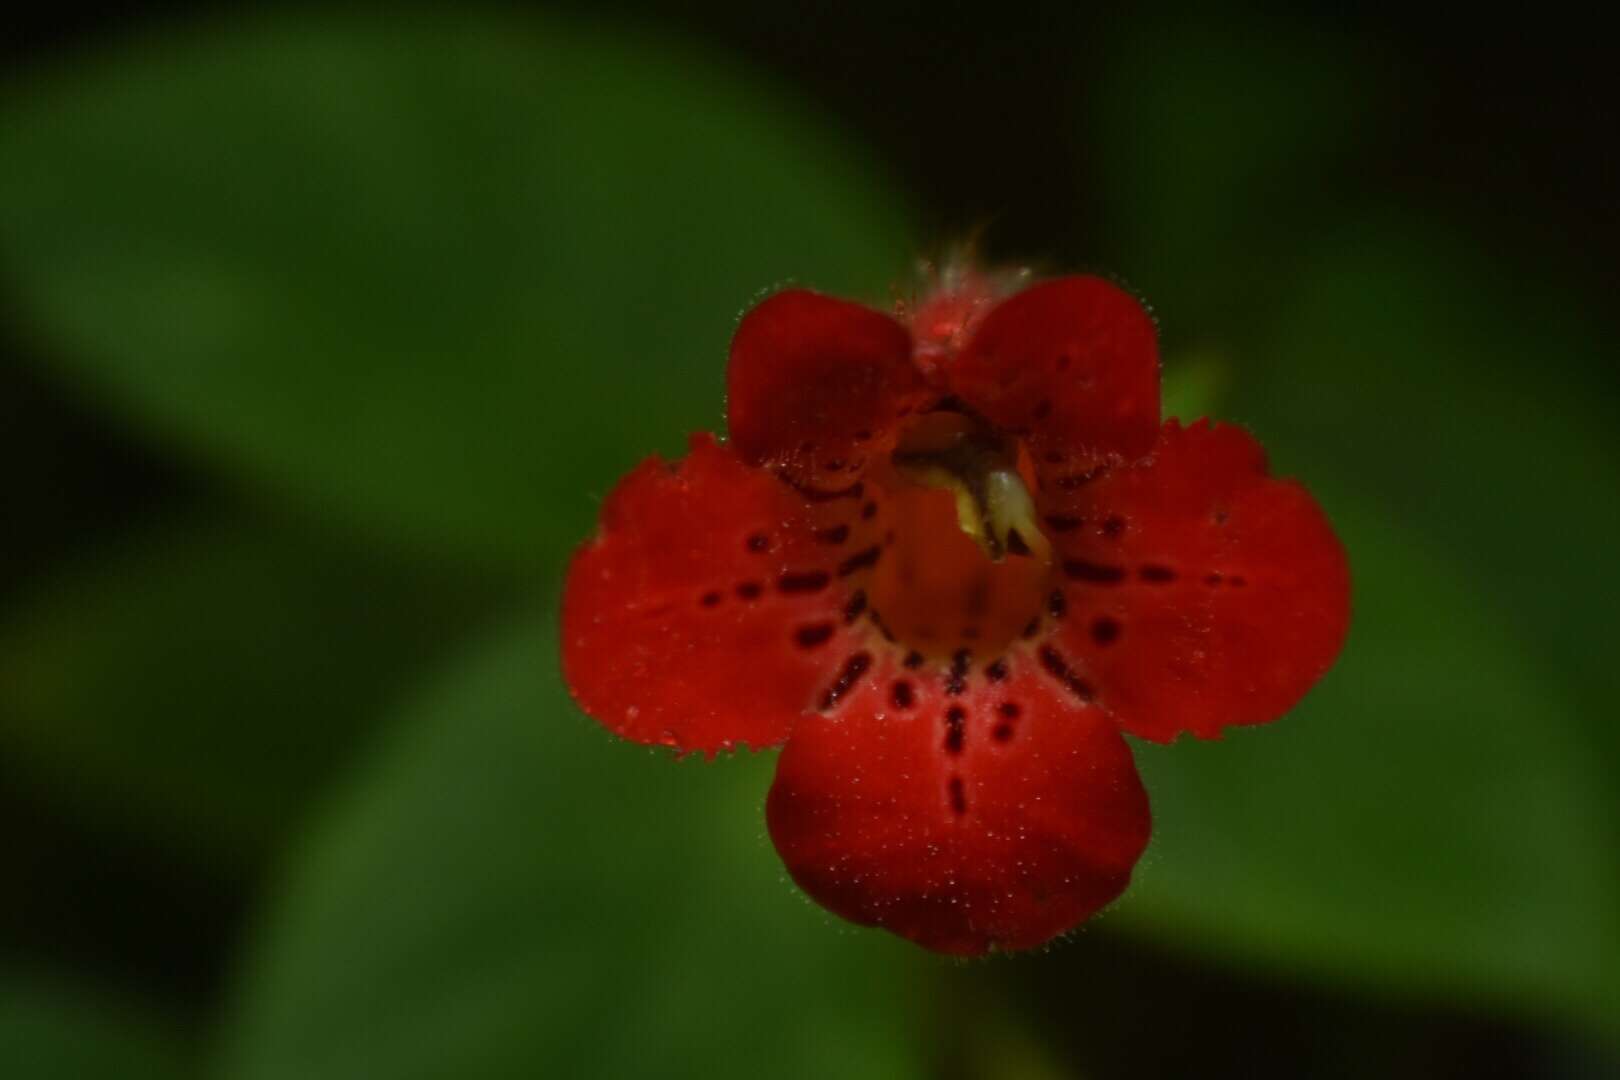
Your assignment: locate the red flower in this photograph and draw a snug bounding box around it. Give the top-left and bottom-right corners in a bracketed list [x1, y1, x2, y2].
[562, 268, 1350, 955]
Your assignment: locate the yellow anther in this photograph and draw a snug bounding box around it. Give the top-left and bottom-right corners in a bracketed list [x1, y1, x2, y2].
[983, 468, 1050, 563]
[890, 413, 1048, 563]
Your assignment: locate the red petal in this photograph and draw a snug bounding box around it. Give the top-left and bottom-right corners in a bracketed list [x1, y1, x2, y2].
[948, 276, 1161, 466]
[561, 434, 866, 753]
[727, 289, 927, 485]
[1042, 420, 1351, 743]
[767, 651, 1151, 954]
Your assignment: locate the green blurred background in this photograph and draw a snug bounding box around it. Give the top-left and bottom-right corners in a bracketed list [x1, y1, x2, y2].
[2, 5, 1617, 1078]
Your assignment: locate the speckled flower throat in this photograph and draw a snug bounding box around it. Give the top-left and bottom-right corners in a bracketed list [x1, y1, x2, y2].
[871, 407, 1054, 657]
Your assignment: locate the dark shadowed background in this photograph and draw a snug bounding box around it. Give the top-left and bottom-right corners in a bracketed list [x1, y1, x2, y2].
[2, 4, 1617, 1078]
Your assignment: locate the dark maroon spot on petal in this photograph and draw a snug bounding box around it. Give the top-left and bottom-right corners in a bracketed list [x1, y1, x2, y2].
[1048, 589, 1067, 619]
[1021, 617, 1041, 640]
[1139, 564, 1177, 583]
[1032, 399, 1053, 421]
[992, 722, 1015, 742]
[819, 651, 872, 711]
[838, 545, 882, 577]
[1229, 575, 1248, 587]
[1005, 528, 1032, 556]
[842, 589, 868, 624]
[1056, 353, 1072, 371]
[785, 477, 865, 503]
[1037, 645, 1096, 702]
[891, 680, 914, 709]
[699, 590, 722, 608]
[1204, 572, 1224, 586]
[735, 581, 763, 600]
[903, 650, 925, 669]
[946, 649, 970, 695]
[746, 533, 770, 552]
[948, 776, 968, 815]
[1064, 559, 1125, 584]
[815, 524, 851, 545]
[997, 701, 1021, 719]
[823, 458, 846, 471]
[944, 706, 966, 754]
[1044, 514, 1082, 532]
[778, 569, 831, 594]
[861, 501, 878, 520]
[795, 623, 835, 649]
[1056, 468, 1103, 490]
[1091, 616, 1122, 646]
[1213, 508, 1230, 525]
[868, 608, 898, 642]
[1102, 515, 1125, 538]
[985, 658, 1009, 682]
[853, 429, 873, 442]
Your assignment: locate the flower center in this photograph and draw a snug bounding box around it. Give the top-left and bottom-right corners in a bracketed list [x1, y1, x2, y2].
[867, 410, 1053, 659]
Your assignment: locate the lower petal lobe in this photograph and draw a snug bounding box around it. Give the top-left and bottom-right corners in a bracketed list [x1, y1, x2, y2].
[1043, 420, 1351, 742]
[561, 435, 857, 753]
[767, 651, 1151, 955]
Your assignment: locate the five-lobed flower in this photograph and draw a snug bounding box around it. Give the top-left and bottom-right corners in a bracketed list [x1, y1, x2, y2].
[562, 267, 1350, 955]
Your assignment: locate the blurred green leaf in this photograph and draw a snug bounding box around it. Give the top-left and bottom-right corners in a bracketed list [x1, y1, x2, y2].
[0, 971, 192, 1080]
[218, 618, 927, 1080]
[0, 11, 914, 575]
[1119, 501, 1618, 1033]
[1238, 223, 1620, 1029]
[0, 517, 501, 866]
[1238, 220, 1620, 770]
[1092, 24, 1620, 1021]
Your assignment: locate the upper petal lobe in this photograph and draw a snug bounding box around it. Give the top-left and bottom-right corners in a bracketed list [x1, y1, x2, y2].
[948, 276, 1161, 467]
[727, 288, 928, 487]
